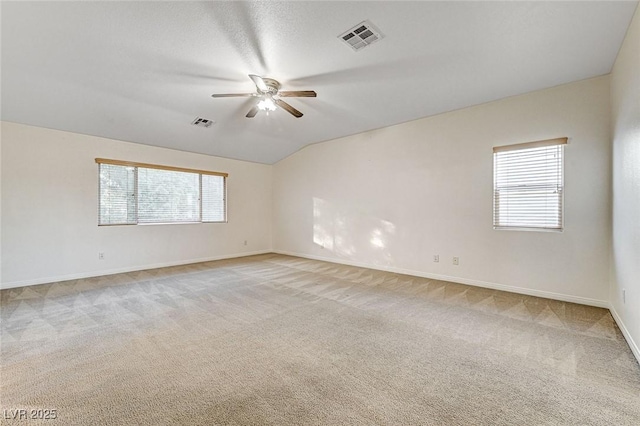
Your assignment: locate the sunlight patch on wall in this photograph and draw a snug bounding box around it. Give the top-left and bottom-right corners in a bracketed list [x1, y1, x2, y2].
[313, 197, 396, 265]
[370, 229, 385, 248]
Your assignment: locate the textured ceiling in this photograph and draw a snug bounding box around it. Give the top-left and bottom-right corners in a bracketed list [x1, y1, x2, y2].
[1, 1, 637, 164]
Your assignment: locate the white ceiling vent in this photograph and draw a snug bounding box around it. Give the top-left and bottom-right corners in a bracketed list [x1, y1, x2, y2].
[338, 20, 384, 51]
[191, 117, 214, 128]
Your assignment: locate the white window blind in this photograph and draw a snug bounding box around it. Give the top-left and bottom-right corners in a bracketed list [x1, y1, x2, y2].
[138, 168, 200, 223]
[201, 174, 226, 222]
[97, 159, 227, 225]
[493, 138, 566, 231]
[99, 164, 136, 225]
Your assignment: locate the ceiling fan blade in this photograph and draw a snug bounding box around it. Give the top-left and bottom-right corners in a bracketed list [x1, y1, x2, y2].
[211, 93, 256, 98]
[246, 105, 259, 118]
[278, 91, 317, 98]
[274, 99, 303, 118]
[249, 74, 268, 92]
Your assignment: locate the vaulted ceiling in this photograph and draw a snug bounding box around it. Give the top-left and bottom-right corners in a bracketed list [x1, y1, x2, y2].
[1, 1, 637, 164]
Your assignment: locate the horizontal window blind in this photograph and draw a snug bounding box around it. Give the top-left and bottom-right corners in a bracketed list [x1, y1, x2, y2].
[99, 164, 136, 225]
[201, 174, 226, 222]
[97, 159, 227, 225]
[493, 138, 566, 231]
[138, 168, 200, 223]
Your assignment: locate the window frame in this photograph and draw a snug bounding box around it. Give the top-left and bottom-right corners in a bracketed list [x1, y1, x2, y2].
[492, 138, 567, 232]
[96, 158, 228, 226]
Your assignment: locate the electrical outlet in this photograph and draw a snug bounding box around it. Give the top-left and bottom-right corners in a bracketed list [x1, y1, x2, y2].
[433, 255, 439, 263]
[453, 257, 459, 266]
[98, 252, 105, 260]
[244, 240, 248, 246]
[623, 289, 626, 304]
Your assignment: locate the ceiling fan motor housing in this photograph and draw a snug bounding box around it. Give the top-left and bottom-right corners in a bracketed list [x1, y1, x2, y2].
[260, 78, 281, 95]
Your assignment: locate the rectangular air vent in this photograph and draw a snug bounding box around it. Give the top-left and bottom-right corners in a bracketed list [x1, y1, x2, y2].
[191, 117, 214, 128]
[338, 20, 384, 51]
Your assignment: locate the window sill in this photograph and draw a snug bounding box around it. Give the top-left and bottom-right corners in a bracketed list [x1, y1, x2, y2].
[99, 221, 227, 227]
[493, 226, 563, 233]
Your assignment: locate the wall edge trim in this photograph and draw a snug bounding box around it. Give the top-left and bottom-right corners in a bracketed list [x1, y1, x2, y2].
[609, 305, 640, 365]
[273, 250, 610, 308]
[0, 250, 272, 290]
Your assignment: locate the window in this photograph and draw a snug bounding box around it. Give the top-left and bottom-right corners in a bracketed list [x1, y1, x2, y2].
[493, 138, 567, 231]
[97, 159, 227, 225]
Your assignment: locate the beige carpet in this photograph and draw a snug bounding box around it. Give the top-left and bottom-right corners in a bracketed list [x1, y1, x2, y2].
[1, 254, 639, 425]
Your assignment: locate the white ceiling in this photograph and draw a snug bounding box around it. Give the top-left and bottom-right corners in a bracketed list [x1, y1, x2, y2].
[1, 1, 637, 164]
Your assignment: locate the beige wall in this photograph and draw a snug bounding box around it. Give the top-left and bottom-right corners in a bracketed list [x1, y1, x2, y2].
[273, 76, 612, 307]
[610, 6, 640, 360]
[1, 122, 272, 288]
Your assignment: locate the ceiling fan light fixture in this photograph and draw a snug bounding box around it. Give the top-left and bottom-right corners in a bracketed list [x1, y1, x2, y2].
[212, 75, 315, 118]
[257, 97, 277, 111]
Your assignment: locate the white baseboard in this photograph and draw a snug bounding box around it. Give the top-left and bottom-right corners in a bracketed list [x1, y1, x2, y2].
[609, 306, 640, 365]
[273, 250, 610, 309]
[0, 250, 272, 290]
[4, 248, 612, 311]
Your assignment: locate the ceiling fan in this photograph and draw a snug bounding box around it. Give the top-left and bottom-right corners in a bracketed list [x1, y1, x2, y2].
[212, 74, 316, 118]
